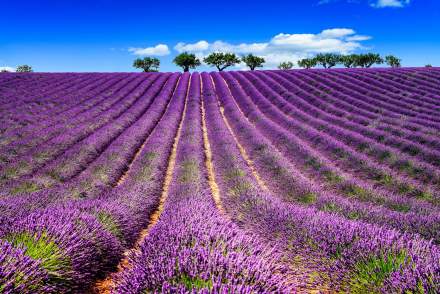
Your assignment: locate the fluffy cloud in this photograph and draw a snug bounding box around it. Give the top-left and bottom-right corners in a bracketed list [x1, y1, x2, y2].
[172, 28, 370, 68]
[128, 44, 170, 56]
[175, 41, 209, 52]
[372, 0, 410, 7]
[0, 66, 15, 72]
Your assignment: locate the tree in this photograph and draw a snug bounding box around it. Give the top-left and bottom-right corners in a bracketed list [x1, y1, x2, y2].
[173, 52, 201, 72]
[356, 53, 383, 68]
[341, 54, 358, 68]
[278, 61, 294, 70]
[0, 69, 10, 73]
[315, 53, 341, 69]
[16, 65, 33, 72]
[297, 58, 317, 69]
[203, 52, 240, 71]
[425, 64, 433, 67]
[133, 57, 160, 72]
[241, 54, 265, 70]
[385, 55, 401, 68]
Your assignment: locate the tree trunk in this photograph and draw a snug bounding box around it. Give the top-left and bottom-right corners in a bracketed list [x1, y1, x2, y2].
[184, 67, 189, 72]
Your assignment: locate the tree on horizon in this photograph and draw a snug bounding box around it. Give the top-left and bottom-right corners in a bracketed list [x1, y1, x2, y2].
[133, 57, 160, 72]
[173, 52, 201, 72]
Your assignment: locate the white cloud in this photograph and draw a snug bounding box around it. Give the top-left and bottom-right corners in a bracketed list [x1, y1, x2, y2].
[0, 66, 15, 72]
[128, 44, 170, 56]
[346, 35, 372, 41]
[372, 0, 410, 7]
[174, 41, 209, 52]
[173, 28, 371, 69]
[320, 28, 355, 38]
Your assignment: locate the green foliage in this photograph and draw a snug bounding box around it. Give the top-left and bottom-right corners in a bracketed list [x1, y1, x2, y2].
[241, 54, 265, 70]
[385, 55, 401, 68]
[277, 61, 294, 70]
[96, 211, 122, 239]
[0, 69, 10, 73]
[349, 250, 410, 293]
[356, 53, 384, 68]
[425, 64, 432, 67]
[173, 52, 201, 72]
[223, 168, 246, 180]
[10, 181, 40, 195]
[174, 273, 213, 291]
[6, 231, 70, 277]
[300, 192, 317, 204]
[315, 53, 342, 68]
[297, 58, 317, 69]
[229, 181, 252, 197]
[179, 159, 199, 183]
[16, 65, 33, 72]
[133, 57, 160, 72]
[203, 52, 241, 71]
[341, 54, 358, 68]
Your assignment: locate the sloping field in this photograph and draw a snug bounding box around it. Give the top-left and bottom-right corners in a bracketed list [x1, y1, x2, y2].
[0, 68, 439, 293]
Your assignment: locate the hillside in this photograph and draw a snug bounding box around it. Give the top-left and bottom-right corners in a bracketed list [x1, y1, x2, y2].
[0, 68, 439, 293]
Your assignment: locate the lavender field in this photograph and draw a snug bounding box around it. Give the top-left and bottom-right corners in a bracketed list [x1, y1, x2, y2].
[1, 68, 440, 293]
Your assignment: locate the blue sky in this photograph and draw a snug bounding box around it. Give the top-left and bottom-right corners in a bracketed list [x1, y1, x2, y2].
[1, 0, 439, 72]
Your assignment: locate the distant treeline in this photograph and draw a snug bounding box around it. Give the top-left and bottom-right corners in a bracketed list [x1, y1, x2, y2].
[297, 53, 401, 69]
[133, 52, 409, 72]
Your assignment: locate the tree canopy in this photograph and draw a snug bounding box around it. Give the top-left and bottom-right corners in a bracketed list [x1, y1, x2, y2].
[356, 53, 383, 68]
[203, 52, 241, 71]
[278, 61, 294, 70]
[315, 53, 341, 69]
[297, 58, 317, 69]
[241, 54, 265, 70]
[133, 57, 160, 72]
[385, 55, 401, 68]
[173, 52, 201, 72]
[16, 65, 33, 72]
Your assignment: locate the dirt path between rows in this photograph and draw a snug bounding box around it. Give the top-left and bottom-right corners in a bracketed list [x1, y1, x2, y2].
[93, 76, 190, 294]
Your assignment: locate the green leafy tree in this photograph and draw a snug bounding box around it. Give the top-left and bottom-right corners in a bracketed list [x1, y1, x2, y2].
[385, 55, 401, 68]
[203, 52, 241, 71]
[173, 52, 201, 72]
[297, 58, 317, 69]
[425, 64, 433, 67]
[241, 54, 265, 70]
[16, 65, 33, 72]
[315, 53, 341, 69]
[0, 69, 10, 73]
[278, 61, 294, 70]
[133, 57, 160, 72]
[356, 53, 384, 68]
[341, 54, 358, 68]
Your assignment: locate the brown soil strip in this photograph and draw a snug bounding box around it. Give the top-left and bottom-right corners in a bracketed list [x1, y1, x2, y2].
[93, 75, 191, 294]
[114, 77, 181, 186]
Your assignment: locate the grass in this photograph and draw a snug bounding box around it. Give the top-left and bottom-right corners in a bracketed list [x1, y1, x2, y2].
[223, 168, 246, 181]
[349, 250, 409, 293]
[96, 211, 122, 240]
[299, 192, 317, 204]
[6, 231, 70, 283]
[322, 170, 344, 184]
[176, 273, 213, 291]
[179, 158, 199, 183]
[10, 181, 40, 195]
[228, 181, 253, 198]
